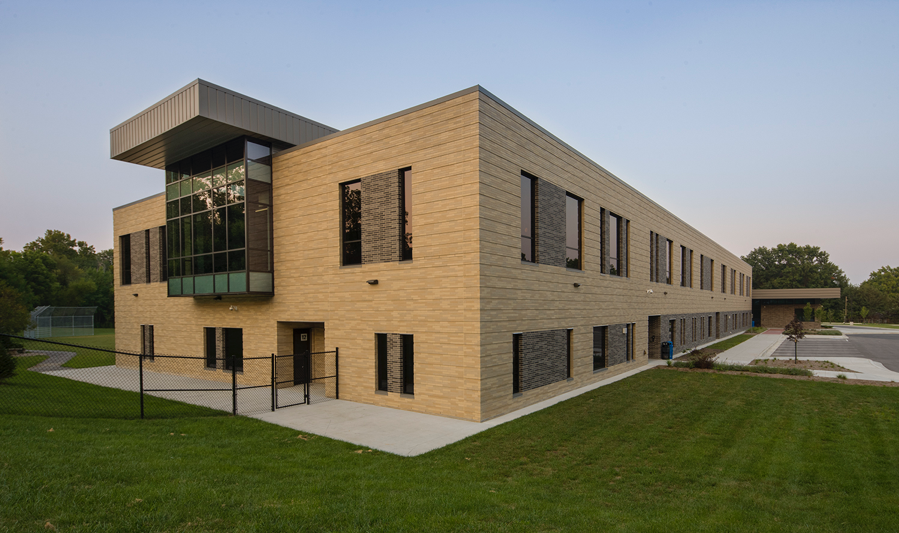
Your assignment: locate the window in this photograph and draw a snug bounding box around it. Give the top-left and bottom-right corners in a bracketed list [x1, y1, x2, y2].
[626, 323, 634, 362]
[520, 173, 535, 262]
[513, 334, 522, 394]
[164, 137, 272, 297]
[692, 318, 696, 342]
[649, 232, 655, 282]
[401, 168, 413, 261]
[566, 194, 582, 269]
[721, 264, 727, 293]
[666, 239, 673, 284]
[223, 328, 243, 372]
[342, 180, 362, 265]
[593, 326, 607, 371]
[205, 327, 217, 369]
[120, 234, 132, 285]
[731, 269, 736, 294]
[610, 214, 621, 275]
[376, 333, 388, 391]
[708, 316, 713, 337]
[747, 277, 751, 297]
[402, 334, 414, 395]
[680, 246, 686, 286]
[680, 319, 686, 345]
[140, 324, 154, 361]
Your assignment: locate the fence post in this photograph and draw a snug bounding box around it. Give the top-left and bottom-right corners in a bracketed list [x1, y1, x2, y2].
[232, 363, 237, 416]
[335, 347, 339, 400]
[304, 352, 309, 405]
[271, 353, 275, 412]
[139, 354, 144, 419]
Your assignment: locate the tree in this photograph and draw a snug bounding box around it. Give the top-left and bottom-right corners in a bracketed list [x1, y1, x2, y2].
[742, 243, 848, 290]
[0, 281, 32, 381]
[860, 306, 869, 323]
[783, 319, 806, 362]
[815, 306, 826, 323]
[803, 302, 813, 322]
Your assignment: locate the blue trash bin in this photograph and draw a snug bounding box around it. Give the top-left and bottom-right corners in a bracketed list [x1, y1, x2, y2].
[661, 341, 673, 360]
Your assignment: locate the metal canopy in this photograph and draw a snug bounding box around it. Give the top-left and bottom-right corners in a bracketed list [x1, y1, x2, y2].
[110, 79, 338, 169]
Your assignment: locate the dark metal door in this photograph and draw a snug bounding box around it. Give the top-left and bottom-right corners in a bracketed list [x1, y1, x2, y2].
[293, 328, 310, 385]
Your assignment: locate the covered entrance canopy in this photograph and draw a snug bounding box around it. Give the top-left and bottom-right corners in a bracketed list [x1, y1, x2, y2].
[752, 288, 841, 328]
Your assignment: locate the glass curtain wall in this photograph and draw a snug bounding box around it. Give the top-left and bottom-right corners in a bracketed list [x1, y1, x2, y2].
[164, 137, 273, 297]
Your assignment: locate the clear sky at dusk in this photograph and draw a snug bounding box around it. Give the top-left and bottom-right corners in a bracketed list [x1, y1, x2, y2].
[1, 0, 896, 284]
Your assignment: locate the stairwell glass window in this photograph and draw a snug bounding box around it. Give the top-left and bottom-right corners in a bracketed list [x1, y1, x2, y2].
[520, 173, 535, 262]
[342, 180, 362, 265]
[566, 193, 582, 269]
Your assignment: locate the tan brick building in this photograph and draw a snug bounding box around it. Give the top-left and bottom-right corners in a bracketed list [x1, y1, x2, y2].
[111, 80, 753, 422]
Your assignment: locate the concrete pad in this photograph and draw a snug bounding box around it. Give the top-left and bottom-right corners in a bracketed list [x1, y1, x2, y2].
[716, 334, 786, 365]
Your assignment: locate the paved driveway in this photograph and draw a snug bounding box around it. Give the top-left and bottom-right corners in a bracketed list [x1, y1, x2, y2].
[844, 334, 899, 373]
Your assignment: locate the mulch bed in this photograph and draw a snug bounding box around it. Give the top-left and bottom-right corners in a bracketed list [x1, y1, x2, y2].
[656, 366, 899, 387]
[750, 359, 856, 372]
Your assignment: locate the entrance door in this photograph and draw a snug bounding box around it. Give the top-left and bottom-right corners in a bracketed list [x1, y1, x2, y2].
[648, 316, 661, 359]
[293, 328, 310, 385]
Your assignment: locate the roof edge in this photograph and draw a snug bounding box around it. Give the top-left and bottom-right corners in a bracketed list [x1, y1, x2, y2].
[112, 191, 165, 212]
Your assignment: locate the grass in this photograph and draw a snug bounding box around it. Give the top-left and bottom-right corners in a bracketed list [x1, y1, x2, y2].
[747, 326, 767, 334]
[704, 333, 755, 352]
[23, 329, 117, 368]
[2, 353, 223, 420]
[806, 329, 843, 336]
[4, 369, 899, 531]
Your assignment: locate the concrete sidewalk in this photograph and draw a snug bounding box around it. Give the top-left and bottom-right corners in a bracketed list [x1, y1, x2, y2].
[716, 333, 785, 365]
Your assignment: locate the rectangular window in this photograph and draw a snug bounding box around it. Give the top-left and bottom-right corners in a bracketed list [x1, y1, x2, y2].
[748, 277, 751, 297]
[342, 180, 362, 265]
[700, 254, 705, 290]
[144, 229, 151, 283]
[120, 234, 132, 285]
[402, 334, 414, 395]
[205, 327, 217, 369]
[610, 214, 621, 275]
[565, 193, 582, 269]
[709, 316, 713, 337]
[401, 168, 413, 261]
[692, 318, 696, 342]
[666, 239, 673, 284]
[593, 326, 607, 371]
[140, 324, 154, 361]
[626, 323, 634, 362]
[649, 232, 655, 282]
[680, 319, 685, 345]
[376, 333, 388, 392]
[721, 264, 727, 293]
[512, 334, 522, 394]
[223, 328, 243, 372]
[680, 246, 686, 286]
[520, 173, 535, 262]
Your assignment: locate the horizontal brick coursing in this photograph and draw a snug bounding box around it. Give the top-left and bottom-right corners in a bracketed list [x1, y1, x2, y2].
[520, 329, 568, 392]
[361, 170, 402, 264]
[606, 323, 631, 367]
[535, 179, 566, 268]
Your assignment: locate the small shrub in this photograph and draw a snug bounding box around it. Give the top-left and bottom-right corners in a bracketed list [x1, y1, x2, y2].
[690, 349, 717, 370]
[672, 361, 693, 369]
[837, 374, 847, 380]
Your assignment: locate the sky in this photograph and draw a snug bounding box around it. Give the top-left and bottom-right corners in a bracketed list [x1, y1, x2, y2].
[1, 0, 896, 284]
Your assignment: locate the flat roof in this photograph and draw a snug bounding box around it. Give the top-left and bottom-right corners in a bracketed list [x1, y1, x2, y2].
[110, 79, 338, 169]
[752, 288, 841, 299]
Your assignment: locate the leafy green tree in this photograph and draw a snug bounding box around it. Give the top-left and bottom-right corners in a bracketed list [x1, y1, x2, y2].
[860, 306, 869, 323]
[742, 243, 848, 290]
[803, 302, 813, 322]
[0, 281, 33, 381]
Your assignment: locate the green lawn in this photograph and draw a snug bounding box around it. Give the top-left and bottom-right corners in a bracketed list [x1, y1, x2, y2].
[3, 368, 899, 531]
[705, 333, 755, 352]
[25, 328, 117, 368]
[829, 323, 899, 330]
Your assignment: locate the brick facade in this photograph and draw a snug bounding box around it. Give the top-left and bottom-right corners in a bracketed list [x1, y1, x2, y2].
[361, 170, 403, 264]
[535, 179, 566, 268]
[606, 323, 631, 366]
[386, 333, 404, 393]
[520, 329, 569, 392]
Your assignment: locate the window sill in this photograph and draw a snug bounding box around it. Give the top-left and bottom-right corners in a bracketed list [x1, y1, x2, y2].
[339, 264, 362, 269]
[512, 392, 523, 398]
[375, 390, 388, 395]
[565, 268, 584, 273]
[400, 393, 415, 399]
[593, 367, 608, 374]
[520, 260, 538, 267]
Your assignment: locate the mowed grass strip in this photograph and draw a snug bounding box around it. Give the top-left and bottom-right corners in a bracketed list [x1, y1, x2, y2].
[19, 328, 118, 368]
[3, 370, 899, 532]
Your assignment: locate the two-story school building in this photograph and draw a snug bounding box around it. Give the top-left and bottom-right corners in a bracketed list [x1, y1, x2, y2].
[111, 80, 752, 422]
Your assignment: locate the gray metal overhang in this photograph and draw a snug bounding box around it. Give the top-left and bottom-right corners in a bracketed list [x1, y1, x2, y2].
[110, 79, 338, 169]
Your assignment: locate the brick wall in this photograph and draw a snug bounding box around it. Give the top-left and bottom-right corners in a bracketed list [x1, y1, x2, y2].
[386, 333, 404, 393]
[701, 255, 713, 291]
[520, 329, 568, 391]
[607, 323, 631, 366]
[535, 179, 566, 268]
[361, 170, 403, 264]
[760, 304, 821, 328]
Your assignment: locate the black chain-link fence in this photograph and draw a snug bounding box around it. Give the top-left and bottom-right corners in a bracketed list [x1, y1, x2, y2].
[0, 334, 338, 419]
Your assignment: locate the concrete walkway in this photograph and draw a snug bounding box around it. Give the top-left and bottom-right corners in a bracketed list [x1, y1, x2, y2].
[717, 331, 899, 383]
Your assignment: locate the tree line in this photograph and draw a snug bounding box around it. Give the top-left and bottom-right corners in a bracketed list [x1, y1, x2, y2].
[0, 230, 114, 334]
[742, 243, 899, 323]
